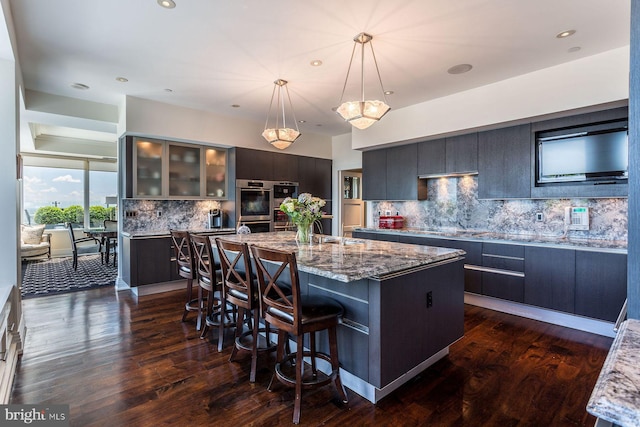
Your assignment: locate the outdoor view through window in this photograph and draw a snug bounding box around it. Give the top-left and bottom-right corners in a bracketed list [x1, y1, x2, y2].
[23, 166, 117, 228]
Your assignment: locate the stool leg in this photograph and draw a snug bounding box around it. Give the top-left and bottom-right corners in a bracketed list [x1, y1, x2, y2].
[268, 329, 287, 392]
[293, 333, 304, 425]
[329, 326, 348, 403]
[182, 277, 193, 322]
[196, 285, 203, 331]
[217, 293, 226, 352]
[229, 306, 244, 363]
[200, 287, 214, 339]
[249, 307, 260, 382]
[310, 332, 317, 378]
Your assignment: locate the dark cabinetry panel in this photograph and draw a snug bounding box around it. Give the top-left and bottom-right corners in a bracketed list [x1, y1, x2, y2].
[272, 152, 299, 182]
[575, 251, 627, 322]
[124, 236, 175, 287]
[446, 133, 478, 174]
[386, 144, 419, 200]
[362, 149, 387, 200]
[481, 243, 525, 302]
[298, 156, 331, 199]
[417, 139, 445, 176]
[524, 247, 576, 312]
[478, 124, 531, 199]
[236, 147, 273, 181]
[481, 272, 524, 303]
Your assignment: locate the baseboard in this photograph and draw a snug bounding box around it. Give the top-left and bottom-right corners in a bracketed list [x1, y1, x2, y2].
[464, 293, 616, 338]
[130, 280, 186, 296]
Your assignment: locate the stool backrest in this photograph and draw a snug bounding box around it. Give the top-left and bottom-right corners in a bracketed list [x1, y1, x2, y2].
[250, 245, 300, 335]
[216, 238, 256, 309]
[189, 234, 215, 288]
[170, 230, 194, 280]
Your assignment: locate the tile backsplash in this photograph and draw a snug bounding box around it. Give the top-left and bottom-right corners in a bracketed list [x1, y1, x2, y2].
[121, 199, 230, 232]
[371, 176, 627, 241]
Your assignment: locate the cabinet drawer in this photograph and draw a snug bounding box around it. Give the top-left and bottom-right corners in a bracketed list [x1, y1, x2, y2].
[483, 242, 525, 258]
[482, 254, 524, 272]
[482, 271, 524, 303]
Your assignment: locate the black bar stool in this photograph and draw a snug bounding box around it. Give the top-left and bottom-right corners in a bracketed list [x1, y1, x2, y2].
[250, 245, 348, 425]
[215, 238, 277, 382]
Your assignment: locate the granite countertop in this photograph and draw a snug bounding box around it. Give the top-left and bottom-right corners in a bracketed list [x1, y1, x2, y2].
[122, 228, 236, 238]
[218, 231, 465, 283]
[587, 319, 640, 427]
[355, 227, 627, 253]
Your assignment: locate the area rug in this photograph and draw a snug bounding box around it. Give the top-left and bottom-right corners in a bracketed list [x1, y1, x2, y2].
[21, 254, 116, 299]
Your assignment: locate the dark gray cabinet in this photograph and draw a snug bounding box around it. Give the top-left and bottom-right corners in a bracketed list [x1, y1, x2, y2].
[575, 251, 627, 322]
[481, 243, 525, 303]
[122, 236, 176, 287]
[298, 156, 331, 199]
[417, 138, 446, 176]
[524, 247, 576, 312]
[478, 124, 531, 199]
[272, 151, 299, 182]
[363, 144, 425, 201]
[446, 133, 478, 174]
[362, 149, 387, 200]
[235, 147, 273, 181]
[417, 134, 478, 177]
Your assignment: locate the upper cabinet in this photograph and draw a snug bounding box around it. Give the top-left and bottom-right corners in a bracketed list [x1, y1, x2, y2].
[363, 144, 426, 201]
[478, 124, 531, 199]
[126, 136, 228, 199]
[417, 134, 478, 177]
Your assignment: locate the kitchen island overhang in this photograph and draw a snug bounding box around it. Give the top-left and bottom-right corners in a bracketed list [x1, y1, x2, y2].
[217, 232, 466, 403]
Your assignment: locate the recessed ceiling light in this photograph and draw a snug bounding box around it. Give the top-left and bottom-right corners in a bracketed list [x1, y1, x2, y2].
[447, 64, 473, 75]
[568, 46, 581, 53]
[71, 83, 90, 90]
[298, 120, 306, 123]
[315, 124, 322, 127]
[164, 88, 173, 92]
[231, 104, 240, 108]
[384, 90, 394, 95]
[115, 77, 128, 83]
[157, 0, 176, 9]
[556, 29, 576, 38]
[310, 60, 323, 67]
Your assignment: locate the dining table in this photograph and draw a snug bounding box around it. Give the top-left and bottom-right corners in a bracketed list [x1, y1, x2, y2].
[84, 228, 118, 266]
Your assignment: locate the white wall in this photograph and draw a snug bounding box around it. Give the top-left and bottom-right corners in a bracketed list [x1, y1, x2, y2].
[330, 133, 362, 235]
[351, 47, 630, 150]
[124, 96, 333, 159]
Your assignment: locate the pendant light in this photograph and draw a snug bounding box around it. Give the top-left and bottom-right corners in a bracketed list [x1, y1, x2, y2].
[336, 32, 390, 130]
[262, 79, 301, 150]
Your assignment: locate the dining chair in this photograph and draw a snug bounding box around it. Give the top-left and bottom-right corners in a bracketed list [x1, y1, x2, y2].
[250, 245, 348, 424]
[215, 238, 277, 382]
[101, 219, 118, 266]
[66, 222, 100, 271]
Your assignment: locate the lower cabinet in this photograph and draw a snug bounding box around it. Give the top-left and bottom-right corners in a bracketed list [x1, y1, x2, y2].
[122, 236, 176, 287]
[575, 251, 627, 322]
[524, 247, 576, 313]
[353, 230, 627, 322]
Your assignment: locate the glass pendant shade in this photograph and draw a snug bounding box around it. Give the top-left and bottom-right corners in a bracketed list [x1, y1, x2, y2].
[262, 79, 301, 150]
[337, 32, 390, 130]
[336, 100, 390, 130]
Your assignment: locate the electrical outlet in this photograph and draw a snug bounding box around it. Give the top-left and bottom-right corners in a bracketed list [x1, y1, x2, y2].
[535, 212, 544, 222]
[124, 210, 138, 217]
[156, 211, 162, 218]
[426, 291, 433, 308]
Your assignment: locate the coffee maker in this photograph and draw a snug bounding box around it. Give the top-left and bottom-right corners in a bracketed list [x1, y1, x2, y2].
[207, 209, 223, 228]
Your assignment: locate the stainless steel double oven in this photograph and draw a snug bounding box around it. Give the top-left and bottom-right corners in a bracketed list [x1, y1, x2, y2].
[235, 180, 298, 233]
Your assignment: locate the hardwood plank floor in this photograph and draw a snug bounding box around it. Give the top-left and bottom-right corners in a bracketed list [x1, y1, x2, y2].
[11, 287, 612, 426]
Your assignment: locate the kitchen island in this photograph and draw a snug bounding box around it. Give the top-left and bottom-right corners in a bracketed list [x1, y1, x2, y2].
[217, 231, 466, 403]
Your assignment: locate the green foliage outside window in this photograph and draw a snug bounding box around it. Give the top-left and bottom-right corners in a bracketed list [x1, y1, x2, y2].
[63, 205, 84, 224]
[34, 205, 117, 227]
[33, 206, 65, 225]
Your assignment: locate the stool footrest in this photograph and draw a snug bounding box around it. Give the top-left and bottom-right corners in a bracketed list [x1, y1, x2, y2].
[235, 328, 278, 353]
[275, 352, 338, 389]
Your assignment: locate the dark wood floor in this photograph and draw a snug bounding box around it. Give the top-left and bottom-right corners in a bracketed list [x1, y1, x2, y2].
[11, 287, 613, 426]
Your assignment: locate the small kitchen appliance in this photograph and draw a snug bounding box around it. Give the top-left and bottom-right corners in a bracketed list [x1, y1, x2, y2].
[379, 215, 404, 229]
[208, 209, 223, 228]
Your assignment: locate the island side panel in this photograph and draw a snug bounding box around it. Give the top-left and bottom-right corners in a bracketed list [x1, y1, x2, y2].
[369, 258, 465, 388]
[303, 273, 371, 381]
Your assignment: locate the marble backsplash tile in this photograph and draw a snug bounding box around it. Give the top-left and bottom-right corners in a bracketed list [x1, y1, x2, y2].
[121, 199, 223, 232]
[372, 176, 627, 241]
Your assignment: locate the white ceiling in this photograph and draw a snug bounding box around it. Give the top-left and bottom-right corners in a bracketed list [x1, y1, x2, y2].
[7, 0, 631, 149]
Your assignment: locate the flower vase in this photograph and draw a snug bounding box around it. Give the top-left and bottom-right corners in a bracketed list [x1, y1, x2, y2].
[295, 223, 313, 244]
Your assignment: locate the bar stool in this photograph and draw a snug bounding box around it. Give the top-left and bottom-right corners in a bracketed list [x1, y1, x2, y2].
[170, 230, 199, 328]
[215, 238, 277, 382]
[190, 234, 234, 350]
[250, 245, 348, 425]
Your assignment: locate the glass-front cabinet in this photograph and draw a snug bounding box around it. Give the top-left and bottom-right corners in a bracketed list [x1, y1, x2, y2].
[129, 136, 227, 199]
[134, 138, 164, 197]
[205, 148, 227, 198]
[168, 144, 201, 197]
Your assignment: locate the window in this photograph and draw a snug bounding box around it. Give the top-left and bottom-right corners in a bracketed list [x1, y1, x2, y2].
[22, 156, 117, 228]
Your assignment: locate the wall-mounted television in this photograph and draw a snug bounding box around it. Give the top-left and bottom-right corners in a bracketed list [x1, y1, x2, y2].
[536, 119, 628, 185]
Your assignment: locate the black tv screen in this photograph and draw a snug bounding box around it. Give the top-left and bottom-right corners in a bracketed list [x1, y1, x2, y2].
[537, 122, 628, 184]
